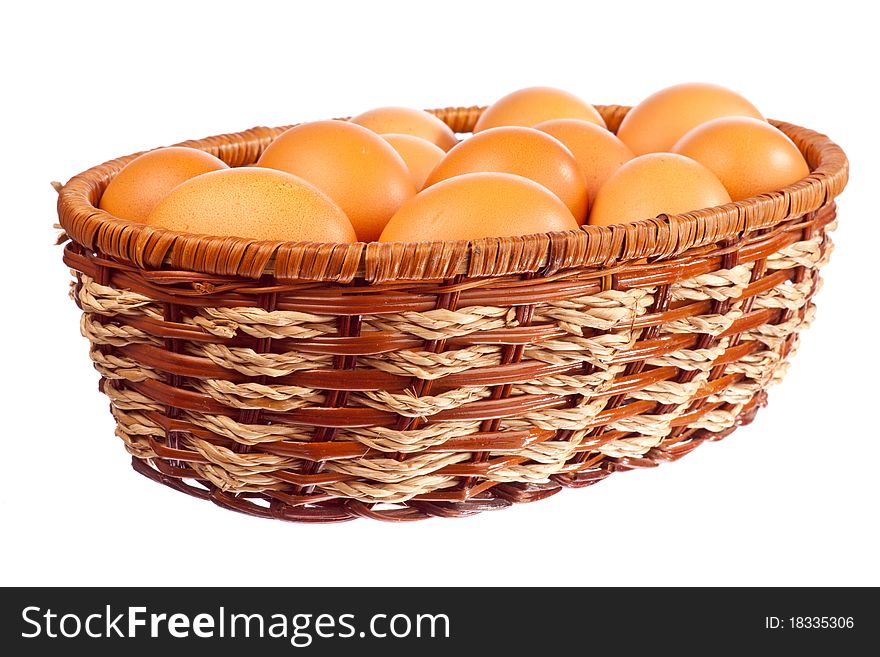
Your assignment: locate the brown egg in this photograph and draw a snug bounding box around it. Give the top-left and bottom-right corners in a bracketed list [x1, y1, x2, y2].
[672, 116, 810, 201]
[380, 172, 579, 242]
[382, 134, 446, 190]
[589, 153, 731, 226]
[350, 107, 458, 150]
[424, 126, 589, 222]
[99, 146, 228, 222]
[617, 83, 764, 155]
[145, 167, 356, 242]
[535, 118, 634, 208]
[474, 87, 606, 132]
[257, 120, 416, 242]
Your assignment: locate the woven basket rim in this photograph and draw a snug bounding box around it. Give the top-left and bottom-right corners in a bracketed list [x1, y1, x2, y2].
[56, 104, 848, 283]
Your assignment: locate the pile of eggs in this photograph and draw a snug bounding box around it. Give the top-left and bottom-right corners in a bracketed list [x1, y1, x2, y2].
[99, 83, 810, 244]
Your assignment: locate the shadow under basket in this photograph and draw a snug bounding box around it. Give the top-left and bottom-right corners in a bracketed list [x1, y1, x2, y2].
[57, 105, 849, 522]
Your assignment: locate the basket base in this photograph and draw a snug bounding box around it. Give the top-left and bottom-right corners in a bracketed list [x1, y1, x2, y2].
[129, 393, 766, 523]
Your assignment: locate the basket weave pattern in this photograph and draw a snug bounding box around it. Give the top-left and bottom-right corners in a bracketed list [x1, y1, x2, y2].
[58, 105, 847, 522]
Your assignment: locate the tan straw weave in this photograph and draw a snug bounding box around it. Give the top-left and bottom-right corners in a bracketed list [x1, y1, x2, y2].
[56, 105, 848, 522]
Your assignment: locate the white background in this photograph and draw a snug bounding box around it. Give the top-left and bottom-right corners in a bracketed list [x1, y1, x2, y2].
[2, 0, 877, 587]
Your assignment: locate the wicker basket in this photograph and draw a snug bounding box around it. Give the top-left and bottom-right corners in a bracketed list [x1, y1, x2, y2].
[57, 105, 848, 522]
